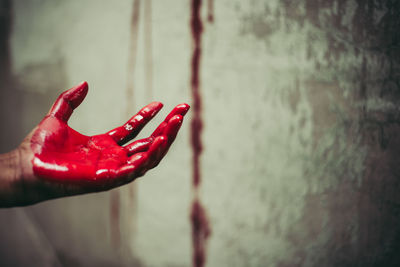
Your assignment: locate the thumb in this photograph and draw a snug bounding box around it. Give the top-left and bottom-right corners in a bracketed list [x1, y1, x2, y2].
[48, 81, 88, 122]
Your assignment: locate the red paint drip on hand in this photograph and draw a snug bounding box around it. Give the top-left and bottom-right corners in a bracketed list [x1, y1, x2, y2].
[30, 81, 189, 192]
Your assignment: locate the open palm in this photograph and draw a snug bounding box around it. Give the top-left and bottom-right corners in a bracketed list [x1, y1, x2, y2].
[27, 82, 189, 195]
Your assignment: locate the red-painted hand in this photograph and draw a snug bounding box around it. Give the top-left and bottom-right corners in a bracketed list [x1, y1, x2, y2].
[16, 82, 189, 203]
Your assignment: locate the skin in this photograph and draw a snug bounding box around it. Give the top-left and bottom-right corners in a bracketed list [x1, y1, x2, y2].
[0, 81, 190, 207]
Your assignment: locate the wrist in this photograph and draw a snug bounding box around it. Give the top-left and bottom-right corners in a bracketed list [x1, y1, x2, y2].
[0, 149, 23, 207]
[14, 140, 77, 205]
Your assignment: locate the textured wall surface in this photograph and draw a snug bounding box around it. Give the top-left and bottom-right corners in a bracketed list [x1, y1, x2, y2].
[0, 0, 399, 266]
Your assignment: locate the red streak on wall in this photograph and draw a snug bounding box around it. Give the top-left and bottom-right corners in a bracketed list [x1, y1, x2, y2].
[126, 0, 141, 107]
[190, 0, 203, 188]
[144, 0, 153, 101]
[190, 0, 211, 266]
[207, 0, 214, 23]
[191, 198, 211, 267]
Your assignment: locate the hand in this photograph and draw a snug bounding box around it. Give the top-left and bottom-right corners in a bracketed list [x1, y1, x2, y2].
[10, 82, 189, 206]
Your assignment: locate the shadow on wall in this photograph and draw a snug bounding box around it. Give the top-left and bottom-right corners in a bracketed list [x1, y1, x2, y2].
[240, 1, 400, 266]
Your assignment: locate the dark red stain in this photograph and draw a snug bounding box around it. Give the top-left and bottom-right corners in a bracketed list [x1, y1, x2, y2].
[207, 0, 214, 23]
[144, 0, 153, 101]
[191, 198, 211, 267]
[126, 0, 141, 107]
[190, 0, 203, 188]
[190, 0, 211, 266]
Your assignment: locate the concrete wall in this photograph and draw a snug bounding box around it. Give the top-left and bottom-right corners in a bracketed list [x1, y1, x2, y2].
[0, 0, 399, 266]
